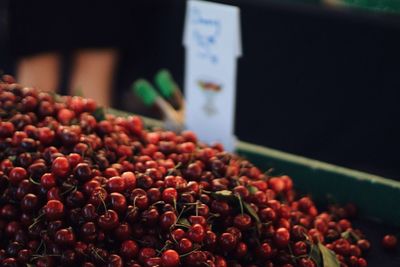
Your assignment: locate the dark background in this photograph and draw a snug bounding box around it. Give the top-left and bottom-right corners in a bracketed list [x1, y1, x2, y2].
[1, 0, 400, 179]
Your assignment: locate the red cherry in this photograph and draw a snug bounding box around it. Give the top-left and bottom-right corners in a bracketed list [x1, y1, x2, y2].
[204, 231, 217, 250]
[268, 177, 285, 193]
[44, 200, 64, 220]
[114, 223, 132, 241]
[54, 228, 76, 247]
[171, 228, 185, 241]
[145, 257, 162, 267]
[138, 247, 156, 263]
[235, 242, 248, 258]
[233, 185, 250, 199]
[162, 188, 178, 204]
[58, 108, 75, 124]
[120, 240, 139, 260]
[147, 188, 161, 204]
[160, 211, 177, 230]
[293, 241, 307, 256]
[357, 258, 367, 267]
[89, 187, 108, 206]
[219, 232, 237, 251]
[259, 243, 273, 258]
[357, 239, 371, 251]
[187, 224, 205, 243]
[161, 249, 180, 267]
[274, 227, 290, 248]
[122, 171, 136, 190]
[20, 193, 38, 212]
[298, 258, 316, 267]
[38, 127, 55, 145]
[73, 163, 92, 182]
[1, 204, 18, 220]
[67, 153, 82, 168]
[109, 192, 127, 214]
[0, 121, 15, 137]
[233, 214, 252, 230]
[259, 207, 276, 222]
[40, 173, 56, 190]
[184, 251, 207, 266]
[52, 157, 70, 178]
[141, 208, 159, 226]
[83, 179, 101, 195]
[188, 215, 207, 227]
[9, 167, 27, 186]
[69, 96, 85, 113]
[2, 257, 19, 267]
[178, 238, 193, 254]
[334, 238, 350, 255]
[107, 254, 123, 267]
[382, 235, 397, 250]
[106, 176, 126, 193]
[98, 210, 119, 230]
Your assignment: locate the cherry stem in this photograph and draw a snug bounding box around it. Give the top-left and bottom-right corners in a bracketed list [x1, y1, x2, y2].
[173, 198, 177, 212]
[29, 176, 41, 186]
[35, 239, 44, 254]
[167, 162, 182, 175]
[287, 243, 297, 264]
[236, 194, 244, 215]
[133, 196, 138, 209]
[170, 205, 187, 231]
[97, 191, 108, 214]
[31, 254, 61, 260]
[156, 240, 173, 255]
[61, 185, 77, 196]
[28, 212, 45, 231]
[91, 247, 106, 262]
[179, 247, 201, 258]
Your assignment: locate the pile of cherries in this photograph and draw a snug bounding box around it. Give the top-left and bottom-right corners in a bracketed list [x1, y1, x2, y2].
[0, 75, 371, 267]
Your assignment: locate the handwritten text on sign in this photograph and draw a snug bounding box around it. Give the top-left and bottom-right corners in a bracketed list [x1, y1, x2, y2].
[184, 0, 242, 152]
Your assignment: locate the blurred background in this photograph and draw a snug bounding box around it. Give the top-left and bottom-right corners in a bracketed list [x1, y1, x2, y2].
[1, 0, 400, 179]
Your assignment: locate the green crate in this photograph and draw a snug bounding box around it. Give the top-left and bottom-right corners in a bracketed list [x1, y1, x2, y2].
[236, 142, 400, 226]
[108, 108, 400, 226]
[334, 0, 400, 13]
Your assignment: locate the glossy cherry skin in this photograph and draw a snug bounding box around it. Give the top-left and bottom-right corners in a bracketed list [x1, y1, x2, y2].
[98, 210, 119, 230]
[44, 200, 64, 220]
[161, 249, 180, 267]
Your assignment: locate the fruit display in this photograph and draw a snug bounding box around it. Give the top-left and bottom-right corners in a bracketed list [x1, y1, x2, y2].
[0, 75, 373, 267]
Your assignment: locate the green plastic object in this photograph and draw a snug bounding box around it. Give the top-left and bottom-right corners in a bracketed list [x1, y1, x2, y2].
[132, 79, 158, 107]
[154, 69, 177, 99]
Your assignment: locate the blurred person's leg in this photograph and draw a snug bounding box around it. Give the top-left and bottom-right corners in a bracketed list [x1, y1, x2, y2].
[69, 49, 118, 107]
[16, 53, 61, 92]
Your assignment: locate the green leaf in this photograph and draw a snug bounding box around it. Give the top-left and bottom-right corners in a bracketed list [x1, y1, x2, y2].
[48, 91, 63, 103]
[210, 190, 236, 202]
[93, 107, 106, 121]
[310, 244, 322, 267]
[243, 202, 262, 235]
[243, 202, 260, 224]
[318, 243, 340, 267]
[341, 229, 360, 242]
[8, 155, 16, 162]
[247, 185, 258, 194]
[177, 217, 191, 227]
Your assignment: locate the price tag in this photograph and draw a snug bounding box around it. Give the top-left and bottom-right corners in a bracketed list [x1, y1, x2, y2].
[183, 0, 242, 151]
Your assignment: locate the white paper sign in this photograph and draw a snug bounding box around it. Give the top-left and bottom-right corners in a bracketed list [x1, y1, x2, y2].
[183, 0, 242, 151]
